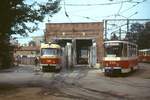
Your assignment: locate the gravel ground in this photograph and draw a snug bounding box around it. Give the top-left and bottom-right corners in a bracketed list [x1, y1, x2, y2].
[0, 63, 150, 100]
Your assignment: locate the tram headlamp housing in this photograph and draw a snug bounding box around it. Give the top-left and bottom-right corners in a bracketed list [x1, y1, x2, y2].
[116, 63, 119, 67]
[106, 63, 108, 66]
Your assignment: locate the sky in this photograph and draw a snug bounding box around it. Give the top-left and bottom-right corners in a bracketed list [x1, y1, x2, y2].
[16, 0, 150, 45]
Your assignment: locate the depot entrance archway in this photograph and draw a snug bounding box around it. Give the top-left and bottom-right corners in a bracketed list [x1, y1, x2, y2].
[54, 38, 96, 68]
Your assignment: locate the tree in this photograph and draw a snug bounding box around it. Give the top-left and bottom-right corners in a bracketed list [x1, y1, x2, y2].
[128, 23, 144, 43]
[29, 41, 36, 46]
[110, 33, 119, 40]
[0, 0, 61, 68]
[129, 22, 150, 49]
[137, 22, 150, 49]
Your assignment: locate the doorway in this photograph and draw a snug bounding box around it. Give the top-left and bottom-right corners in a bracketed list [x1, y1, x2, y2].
[56, 38, 97, 68]
[76, 39, 92, 65]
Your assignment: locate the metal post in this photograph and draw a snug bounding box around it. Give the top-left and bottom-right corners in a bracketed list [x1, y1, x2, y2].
[119, 27, 121, 40]
[127, 19, 129, 33]
[104, 20, 107, 41]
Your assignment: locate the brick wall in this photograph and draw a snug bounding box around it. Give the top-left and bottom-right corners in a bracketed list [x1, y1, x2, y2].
[45, 22, 104, 64]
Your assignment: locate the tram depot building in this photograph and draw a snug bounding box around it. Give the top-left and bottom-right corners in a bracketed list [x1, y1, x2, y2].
[44, 22, 104, 68]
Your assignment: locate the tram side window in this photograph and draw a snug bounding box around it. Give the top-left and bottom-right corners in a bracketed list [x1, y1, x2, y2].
[142, 52, 144, 56]
[144, 52, 146, 56]
[145, 51, 148, 56]
[132, 45, 137, 56]
[139, 51, 144, 56]
[148, 51, 150, 56]
[128, 45, 132, 57]
[133, 46, 137, 56]
[128, 45, 137, 57]
[123, 44, 127, 57]
[141, 52, 144, 56]
[139, 51, 143, 56]
[145, 50, 150, 56]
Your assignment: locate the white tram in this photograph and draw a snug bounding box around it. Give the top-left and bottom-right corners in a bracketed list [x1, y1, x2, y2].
[103, 40, 138, 75]
[138, 49, 150, 63]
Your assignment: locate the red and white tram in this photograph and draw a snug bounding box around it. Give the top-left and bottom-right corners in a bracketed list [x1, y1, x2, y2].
[40, 42, 62, 72]
[138, 49, 150, 63]
[103, 40, 138, 75]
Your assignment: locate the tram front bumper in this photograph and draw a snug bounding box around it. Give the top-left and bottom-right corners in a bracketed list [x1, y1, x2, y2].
[40, 64, 61, 70]
[105, 67, 131, 74]
[105, 67, 121, 74]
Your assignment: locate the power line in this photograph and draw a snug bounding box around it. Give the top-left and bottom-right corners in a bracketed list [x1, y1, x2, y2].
[63, 0, 72, 23]
[117, 0, 124, 14]
[100, 0, 146, 20]
[63, 0, 99, 22]
[59, 0, 140, 6]
[60, 0, 147, 20]
[53, 0, 148, 24]
[120, 0, 147, 14]
[71, 14, 99, 21]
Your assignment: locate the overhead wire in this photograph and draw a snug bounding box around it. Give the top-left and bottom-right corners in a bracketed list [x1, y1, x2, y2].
[52, 0, 148, 40]
[61, 0, 148, 39]
[117, 0, 124, 15]
[60, 0, 147, 23]
[62, 0, 103, 22]
[70, 14, 100, 22]
[104, 0, 145, 19]
[59, 0, 140, 6]
[120, 0, 147, 14]
[63, 0, 72, 23]
[111, 0, 125, 36]
[61, 0, 142, 14]
[103, 0, 147, 38]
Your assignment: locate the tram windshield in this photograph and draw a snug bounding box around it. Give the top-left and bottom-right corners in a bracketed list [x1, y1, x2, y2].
[41, 48, 61, 56]
[104, 42, 123, 57]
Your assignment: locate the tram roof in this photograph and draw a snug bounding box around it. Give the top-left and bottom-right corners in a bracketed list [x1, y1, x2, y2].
[139, 49, 150, 52]
[104, 40, 137, 46]
[41, 43, 61, 49]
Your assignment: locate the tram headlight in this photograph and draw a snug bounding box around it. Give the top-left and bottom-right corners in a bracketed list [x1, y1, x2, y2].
[52, 61, 56, 64]
[109, 61, 113, 64]
[110, 61, 116, 64]
[116, 63, 119, 67]
[106, 63, 108, 66]
[47, 60, 51, 63]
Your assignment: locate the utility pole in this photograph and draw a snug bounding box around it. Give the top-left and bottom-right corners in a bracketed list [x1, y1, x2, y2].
[119, 27, 121, 40]
[127, 19, 129, 33]
[104, 20, 107, 41]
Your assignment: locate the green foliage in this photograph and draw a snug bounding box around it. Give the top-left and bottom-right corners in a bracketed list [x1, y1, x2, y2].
[130, 23, 144, 34]
[110, 33, 119, 40]
[0, 0, 61, 36]
[129, 22, 150, 49]
[0, 0, 61, 68]
[29, 41, 36, 46]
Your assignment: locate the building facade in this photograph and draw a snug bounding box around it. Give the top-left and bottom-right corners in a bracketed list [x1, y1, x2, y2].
[14, 46, 40, 65]
[45, 22, 104, 68]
